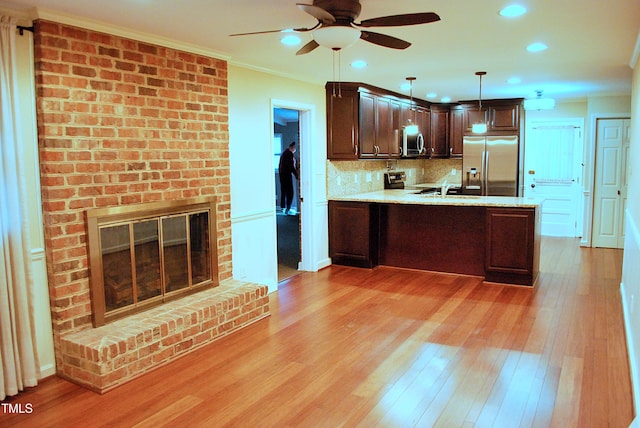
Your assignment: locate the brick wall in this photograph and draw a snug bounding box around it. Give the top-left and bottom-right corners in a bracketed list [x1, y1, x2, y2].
[33, 20, 232, 368]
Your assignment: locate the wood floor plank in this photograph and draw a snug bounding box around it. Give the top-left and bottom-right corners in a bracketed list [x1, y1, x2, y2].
[0, 237, 633, 428]
[550, 356, 584, 427]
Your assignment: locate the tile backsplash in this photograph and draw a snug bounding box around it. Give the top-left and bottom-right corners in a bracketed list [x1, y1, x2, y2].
[327, 158, 462, 197]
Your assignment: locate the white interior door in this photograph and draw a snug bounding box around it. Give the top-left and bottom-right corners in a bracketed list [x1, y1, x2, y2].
[592, 118, 629, 248]
[524, 120, 583, 236]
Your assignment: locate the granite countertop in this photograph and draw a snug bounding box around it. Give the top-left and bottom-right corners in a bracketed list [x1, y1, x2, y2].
[329, 189, 541, 208]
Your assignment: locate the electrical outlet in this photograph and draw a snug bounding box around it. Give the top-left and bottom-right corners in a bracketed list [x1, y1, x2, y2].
[354, 174, 358, 184]
[451, 168, 457, 176]
[337, 176, 341, 186]
[366, 173, 372, 182]
[377, 172, 381, 180]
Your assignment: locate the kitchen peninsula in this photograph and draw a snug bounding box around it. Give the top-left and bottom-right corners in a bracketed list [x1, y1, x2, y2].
[329, 190, 541, 286]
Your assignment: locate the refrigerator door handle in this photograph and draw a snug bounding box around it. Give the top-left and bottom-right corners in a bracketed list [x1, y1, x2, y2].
[481, 150, 486, 195]
[484, 150, 489, 195]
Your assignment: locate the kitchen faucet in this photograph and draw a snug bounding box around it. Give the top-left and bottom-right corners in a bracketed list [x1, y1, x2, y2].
[441, 180, 452, 196]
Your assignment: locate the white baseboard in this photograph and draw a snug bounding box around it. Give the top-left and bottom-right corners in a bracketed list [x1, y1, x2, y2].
[39, 363, 56, 379]
[315, 257, 332, 271]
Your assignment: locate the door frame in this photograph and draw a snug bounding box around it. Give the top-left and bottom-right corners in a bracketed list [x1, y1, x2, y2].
[583, 112, 631, 247]
[270, 99, 316, 273]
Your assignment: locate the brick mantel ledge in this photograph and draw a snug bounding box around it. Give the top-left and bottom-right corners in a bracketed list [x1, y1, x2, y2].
[59, 280, 270, 393]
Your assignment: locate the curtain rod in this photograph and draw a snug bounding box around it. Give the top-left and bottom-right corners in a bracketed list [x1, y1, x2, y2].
[17, 25, 34, 36]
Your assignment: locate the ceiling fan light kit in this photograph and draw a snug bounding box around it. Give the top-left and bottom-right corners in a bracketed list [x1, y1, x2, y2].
[312, 26, 361, 49]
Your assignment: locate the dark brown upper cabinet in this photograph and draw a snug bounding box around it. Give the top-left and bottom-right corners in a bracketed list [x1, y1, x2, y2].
[326, 82, 522, 160]
[461, 99, 522, 134]
[429, 105, 450, 158]
[449, 106, 464, 158]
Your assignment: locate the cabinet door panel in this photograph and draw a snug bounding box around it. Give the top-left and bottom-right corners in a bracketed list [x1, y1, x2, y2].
[491, 104, 519, 131]
[486, 208, 534, 274]
[450, 108, 464, 157]
[464, 107, 488, 133]
[329, 201, 378, 268]
[359, 93, 376, 158]
[390, 100, 402, 157]
[430, 108, 449, 158]
[327, 90, 359, 159]
[376, 96, 393, 157]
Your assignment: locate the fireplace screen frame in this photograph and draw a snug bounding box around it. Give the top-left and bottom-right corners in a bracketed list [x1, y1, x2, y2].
[86, 196, 219, 326]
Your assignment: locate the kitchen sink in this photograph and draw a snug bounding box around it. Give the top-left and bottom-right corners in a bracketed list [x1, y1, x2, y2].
[441, 195, 481, 199]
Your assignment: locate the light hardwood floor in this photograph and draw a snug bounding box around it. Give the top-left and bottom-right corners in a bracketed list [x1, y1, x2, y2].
[0, 237, 633, 427]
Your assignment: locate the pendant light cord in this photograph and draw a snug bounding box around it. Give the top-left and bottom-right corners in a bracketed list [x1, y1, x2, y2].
[407, 77, 416, 125]
[476, 71, 486, 111]
[332, 48, 342, 98]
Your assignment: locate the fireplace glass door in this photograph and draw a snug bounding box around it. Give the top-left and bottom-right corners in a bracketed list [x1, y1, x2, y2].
[88, 197, 218, 326]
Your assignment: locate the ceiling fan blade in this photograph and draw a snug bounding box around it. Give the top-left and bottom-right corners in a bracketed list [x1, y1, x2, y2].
[356, 12, 441, 28]
[297, 3, 336, 24]
[360, 31, 411, 50]
[230, 29, 289, 36]
[296, 40, 320, 55]
[230, 25, 317, 37]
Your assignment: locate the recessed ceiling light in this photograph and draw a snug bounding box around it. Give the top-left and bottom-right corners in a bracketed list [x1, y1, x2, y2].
[499, 5, 527, 17]
[440, 97, 451, 103]
[527, 42, 548, 52]
[507, 77, 521, 84]
[351, 60, 367, 69]
[400, 82, 412, 91]
[426, 92, 437, 99]
[280, 35, 301, 46]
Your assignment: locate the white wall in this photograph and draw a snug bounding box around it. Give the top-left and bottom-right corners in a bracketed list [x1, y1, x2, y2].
[228, 65, 329, 292]
[621, 40, 640, 424]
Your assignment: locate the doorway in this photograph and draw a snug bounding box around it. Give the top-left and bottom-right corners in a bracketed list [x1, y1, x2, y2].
[524, 119, 584, 237]
[591, 118, 630, 248]
[274, 107, 301, 281]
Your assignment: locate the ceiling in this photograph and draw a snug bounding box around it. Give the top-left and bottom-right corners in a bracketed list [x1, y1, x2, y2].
[3, 0, 640, 103]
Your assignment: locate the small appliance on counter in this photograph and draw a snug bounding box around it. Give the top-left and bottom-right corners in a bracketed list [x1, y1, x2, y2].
[384, 171, 406, 189]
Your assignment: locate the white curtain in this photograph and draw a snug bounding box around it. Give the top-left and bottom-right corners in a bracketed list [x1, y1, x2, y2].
[0, 15, 39, 400]
[531, 125, 577, 183]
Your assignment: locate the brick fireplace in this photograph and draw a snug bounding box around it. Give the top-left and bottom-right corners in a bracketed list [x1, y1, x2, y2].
[34, 20, 268, 391]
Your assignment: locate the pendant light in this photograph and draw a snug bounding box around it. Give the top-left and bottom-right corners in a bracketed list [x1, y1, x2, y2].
[405, 77, 419, 135]
[472, 71, 487, 134]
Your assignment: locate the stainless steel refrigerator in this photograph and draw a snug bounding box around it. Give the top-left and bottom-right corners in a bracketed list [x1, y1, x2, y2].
[462, 135, 519, 196]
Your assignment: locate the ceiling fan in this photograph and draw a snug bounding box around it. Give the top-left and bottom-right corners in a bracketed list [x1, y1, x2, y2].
[230, 0, 440, 55]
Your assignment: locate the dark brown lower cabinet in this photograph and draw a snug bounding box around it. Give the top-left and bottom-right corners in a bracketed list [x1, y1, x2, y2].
[485, 207, 540, 285]
[378, 204, 485, 276]
[328, 201, 378, 268]
[328, 201, 539, 286]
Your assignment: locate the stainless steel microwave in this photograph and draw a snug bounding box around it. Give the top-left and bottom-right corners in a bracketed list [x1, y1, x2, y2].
[402, 128, 425, 158]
